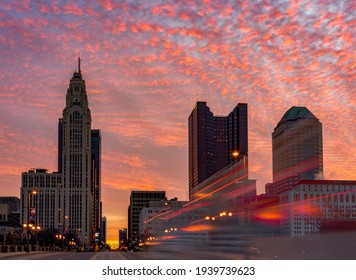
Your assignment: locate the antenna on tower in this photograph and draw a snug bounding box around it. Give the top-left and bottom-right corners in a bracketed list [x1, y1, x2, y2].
[78, 55, 81, 73]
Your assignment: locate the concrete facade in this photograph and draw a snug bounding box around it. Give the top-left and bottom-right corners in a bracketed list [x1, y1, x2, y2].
[20, 169, 62, 229]
[280, 180, 356, 237]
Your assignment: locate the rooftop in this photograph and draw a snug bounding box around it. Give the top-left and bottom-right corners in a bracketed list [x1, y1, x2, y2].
[279, 106, 317, 124]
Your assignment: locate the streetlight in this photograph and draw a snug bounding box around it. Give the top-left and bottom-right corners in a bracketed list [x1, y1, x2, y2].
[27, 190, 37, 224]
[24, 190, 38, 253]
[232, 150, 247, 168]
[219, 212, 227, 217]
[232, 151, 239, 158]
[55, 234, 65, 250]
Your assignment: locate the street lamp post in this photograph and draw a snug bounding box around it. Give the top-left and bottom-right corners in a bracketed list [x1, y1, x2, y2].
[24, 190, 37, 253]
[27, 190, 37, 224]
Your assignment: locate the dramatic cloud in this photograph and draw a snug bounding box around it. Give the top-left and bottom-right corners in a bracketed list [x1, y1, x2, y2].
[0, 0, 355, 244]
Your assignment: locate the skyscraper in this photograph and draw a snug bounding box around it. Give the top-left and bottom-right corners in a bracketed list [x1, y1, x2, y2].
[21, 58, 100, 246]
[188, 102, 248, 200]
[271, 106, 323, 194]
[60, 57, 93, 243]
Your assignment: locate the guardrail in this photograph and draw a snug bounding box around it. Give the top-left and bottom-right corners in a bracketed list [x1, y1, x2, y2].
[0, 245, 63, 253]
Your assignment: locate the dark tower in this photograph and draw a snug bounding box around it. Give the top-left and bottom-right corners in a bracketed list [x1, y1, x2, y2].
[188, 102, 248, 200]
[91, 129, 101, 233]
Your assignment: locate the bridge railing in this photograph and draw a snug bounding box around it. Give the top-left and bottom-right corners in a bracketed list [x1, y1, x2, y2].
[0, 245, 63, 253]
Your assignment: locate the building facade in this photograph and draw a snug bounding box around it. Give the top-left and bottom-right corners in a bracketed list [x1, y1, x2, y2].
[0, 197, 20, 213]
[0, 197, 21, 243]
[119, 228, 127, 245]
[280, 180, 356, 237]
[91, 129, 102, 234]
[270, 106, 323, 194]
[128, 191, 166, 240]
[0, 204, 10, 223]
[188, 102, 248, 200]
[58, 118, 64, 173]
[20, 169, 62, 229]
[101, 216, 107, 244]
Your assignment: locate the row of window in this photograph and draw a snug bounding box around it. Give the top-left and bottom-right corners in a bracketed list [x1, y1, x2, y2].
[300, 185, 354, 192]
[294, 193, 356, 203]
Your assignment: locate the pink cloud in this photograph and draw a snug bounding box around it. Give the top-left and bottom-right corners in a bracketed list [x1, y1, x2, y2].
[151, 4, 177, 17]
[63, 3, 83, 15]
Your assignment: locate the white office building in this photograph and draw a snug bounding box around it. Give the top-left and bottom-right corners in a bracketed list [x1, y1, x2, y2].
[20, 169, 62, 230]
[280, 180, 356, 237]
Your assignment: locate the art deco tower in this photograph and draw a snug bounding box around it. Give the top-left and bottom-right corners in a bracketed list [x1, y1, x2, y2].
[60, 57, 92, 242]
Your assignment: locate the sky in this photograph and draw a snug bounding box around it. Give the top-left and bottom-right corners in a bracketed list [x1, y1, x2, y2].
[0, 0, 355, 245]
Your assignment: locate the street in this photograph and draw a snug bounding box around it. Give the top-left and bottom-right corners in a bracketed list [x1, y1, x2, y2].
[0, 249, 246, 260]
[1, 231, 355, 260]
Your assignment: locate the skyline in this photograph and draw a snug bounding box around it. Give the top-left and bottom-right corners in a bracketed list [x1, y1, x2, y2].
[0, 0, 355, 245]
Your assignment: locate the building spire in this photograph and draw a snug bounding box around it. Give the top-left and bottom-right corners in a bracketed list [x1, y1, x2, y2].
[78, 56, 81, 74]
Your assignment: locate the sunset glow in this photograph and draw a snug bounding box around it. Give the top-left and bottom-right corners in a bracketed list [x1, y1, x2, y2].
[0, 0, 354, 245]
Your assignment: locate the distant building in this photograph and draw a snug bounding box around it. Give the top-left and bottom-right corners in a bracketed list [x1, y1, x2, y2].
[0, 204, 10, 242]
[269, 106, 323, 194]
[128, 191, 166, 240]
[119, 228, 127, 245]
[0, 204, 10, 222]
[101, 216, 107, 244]
[280, 180, 356, 237]
[188, 102, 248, 200]
[91, 129, 102, 233]
[264, 183, 274, 195]
[0, 197, 20, 213]
[0, 197, 22, 242]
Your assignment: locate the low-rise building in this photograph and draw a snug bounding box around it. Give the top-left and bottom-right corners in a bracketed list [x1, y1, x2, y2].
[20, 168, 62, 230]
[119, 228, 127, 245]
[280, 180, 356, 237]
[0, 197, 20, 213]
[139, 198, 209, 240]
